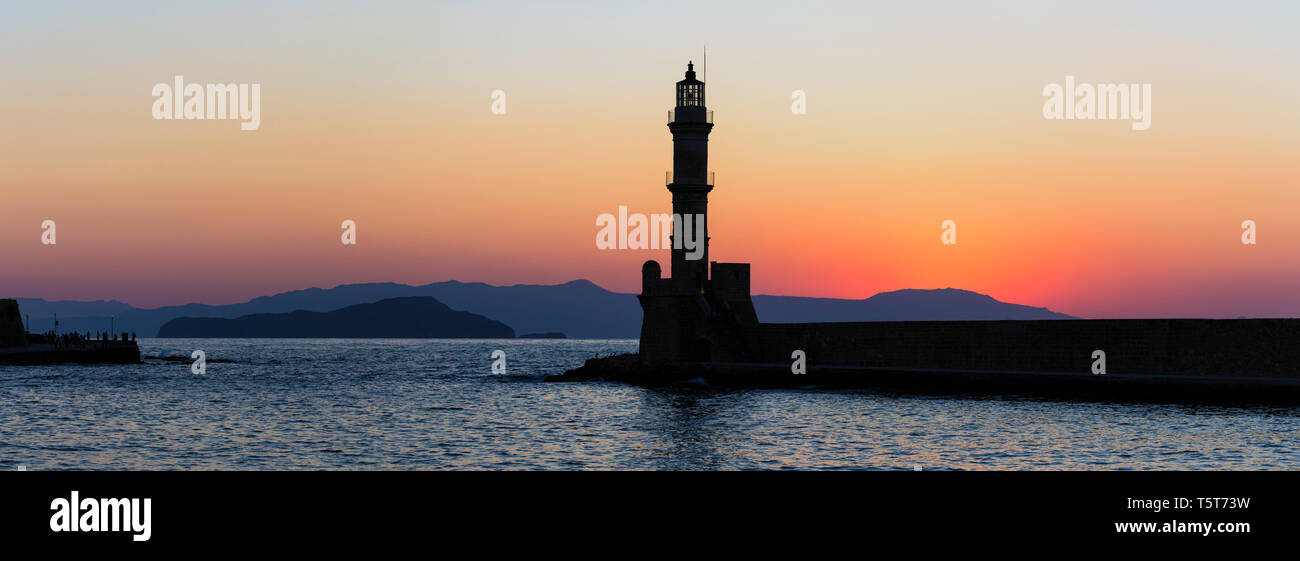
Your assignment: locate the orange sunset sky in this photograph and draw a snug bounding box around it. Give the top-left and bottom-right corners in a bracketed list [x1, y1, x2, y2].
[2, 1, 1298, 317]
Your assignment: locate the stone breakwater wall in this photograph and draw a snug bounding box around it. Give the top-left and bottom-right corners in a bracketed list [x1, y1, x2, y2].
[742, 319, 1300, 378]
[551, 318, 1300, 403]
[0, 343, 141, 365]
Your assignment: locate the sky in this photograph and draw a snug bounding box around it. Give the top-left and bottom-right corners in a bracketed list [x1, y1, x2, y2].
[1, 1, 1298, 317]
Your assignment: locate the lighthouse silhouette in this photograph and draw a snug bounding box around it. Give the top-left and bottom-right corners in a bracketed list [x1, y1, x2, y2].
[667, 61, 714, 289]
[619, 62, 1300, 401]
[639, 62, 757, 365]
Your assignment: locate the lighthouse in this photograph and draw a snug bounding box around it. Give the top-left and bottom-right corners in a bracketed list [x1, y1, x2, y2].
[639, 62, 756, 365]
[667, 61, 714, 290]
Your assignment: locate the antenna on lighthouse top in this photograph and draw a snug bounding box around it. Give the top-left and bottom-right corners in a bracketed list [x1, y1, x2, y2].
[703, 45, 707, 82]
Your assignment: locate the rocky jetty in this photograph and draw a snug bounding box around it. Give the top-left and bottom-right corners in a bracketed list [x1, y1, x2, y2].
[546, 354, 647, 383]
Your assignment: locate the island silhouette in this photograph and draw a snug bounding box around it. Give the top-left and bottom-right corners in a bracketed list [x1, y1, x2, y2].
[156, 296, 514, 338]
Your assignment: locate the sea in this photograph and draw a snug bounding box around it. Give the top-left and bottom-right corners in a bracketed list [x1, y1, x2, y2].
[1, 339, 1297, 470]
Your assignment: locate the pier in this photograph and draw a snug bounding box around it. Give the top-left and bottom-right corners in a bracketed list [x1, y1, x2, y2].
[0, 299, 140, 365]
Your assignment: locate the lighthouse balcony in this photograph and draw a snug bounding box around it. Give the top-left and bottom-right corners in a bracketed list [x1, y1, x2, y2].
[666, 171, 715, 186]
[667, 108, 713, 124]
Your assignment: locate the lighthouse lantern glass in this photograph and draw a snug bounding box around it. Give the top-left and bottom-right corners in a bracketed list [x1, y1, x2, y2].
[677, 82, 703, 107]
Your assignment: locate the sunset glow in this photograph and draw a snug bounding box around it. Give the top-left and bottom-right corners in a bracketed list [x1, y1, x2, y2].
[3, 1, 1297, 317]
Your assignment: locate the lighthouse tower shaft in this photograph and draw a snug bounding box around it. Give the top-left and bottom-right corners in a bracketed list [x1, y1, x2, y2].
[638, 61, 755, 366]
[667, 61, 714, 289]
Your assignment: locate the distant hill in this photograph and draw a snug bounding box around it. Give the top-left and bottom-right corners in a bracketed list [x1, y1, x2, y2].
[17, 280, 639, 338]
[156, 297, 515, 338]
[15, 282, 1075, 338]
[15, 298, 135, 335]
[754, 288, 1077, 322]
[134, 279, 641, 338]
[14, 298, 133, 318]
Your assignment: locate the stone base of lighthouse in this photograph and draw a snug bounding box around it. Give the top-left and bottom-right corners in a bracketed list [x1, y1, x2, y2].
[637, 260, 757, 365]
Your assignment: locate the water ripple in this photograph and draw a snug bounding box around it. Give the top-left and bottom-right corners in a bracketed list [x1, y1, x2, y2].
[1, 338, 1298, 470]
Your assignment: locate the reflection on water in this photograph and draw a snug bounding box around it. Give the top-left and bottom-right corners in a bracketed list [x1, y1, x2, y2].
[1, 339, 1297, 470]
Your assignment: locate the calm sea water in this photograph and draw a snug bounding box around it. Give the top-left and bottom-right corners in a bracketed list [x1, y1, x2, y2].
[1, 339, 1296, 470]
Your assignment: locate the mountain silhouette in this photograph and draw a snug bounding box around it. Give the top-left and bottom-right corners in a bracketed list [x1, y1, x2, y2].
[753, 288, 1076, 322]
[156, 296, 515, 338]
[13, 298, 133, 318]
[17, 282, 1073, 338]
